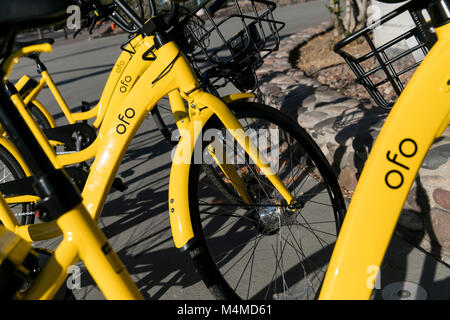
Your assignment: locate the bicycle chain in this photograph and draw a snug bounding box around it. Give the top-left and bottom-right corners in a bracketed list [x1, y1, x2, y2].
[56, 150, 77, 155]
[14, 211, 35, 217]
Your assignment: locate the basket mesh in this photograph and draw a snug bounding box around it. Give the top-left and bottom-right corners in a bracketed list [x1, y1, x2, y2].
[334, 1, 436, 109]
[174, 0, 285, 92]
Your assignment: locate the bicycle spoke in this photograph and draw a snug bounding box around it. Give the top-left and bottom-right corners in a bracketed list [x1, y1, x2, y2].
[192, 107, 344, 300]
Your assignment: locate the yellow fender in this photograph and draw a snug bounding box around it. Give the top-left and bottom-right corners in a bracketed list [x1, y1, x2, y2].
[168, 92, 255, 250]
[0, 136, 31, 176]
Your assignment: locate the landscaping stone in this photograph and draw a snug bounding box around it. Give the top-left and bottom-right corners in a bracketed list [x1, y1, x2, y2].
[430, 208, 450, 248]
[298, 111, 329, 129]
[338, 167, 358, 192]
[423, 146, 450, 170]
[422, 175, 447, 187]
[272, 75, 297, 85]
[433, 189, 450, 211]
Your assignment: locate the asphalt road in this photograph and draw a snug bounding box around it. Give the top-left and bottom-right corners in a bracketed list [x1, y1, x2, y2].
[9, 0, 450, 300]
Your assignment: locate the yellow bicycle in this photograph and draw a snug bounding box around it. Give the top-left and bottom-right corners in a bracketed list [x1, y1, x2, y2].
[0, 4, 209, 226]
[0, 0, 347, 300]
[0, 0, 275, 223]
[0, 0, 144, 300]
[319, 0, 450, 299]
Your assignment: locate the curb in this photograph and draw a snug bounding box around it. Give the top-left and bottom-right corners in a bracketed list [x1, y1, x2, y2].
[256, 22, 450, 265]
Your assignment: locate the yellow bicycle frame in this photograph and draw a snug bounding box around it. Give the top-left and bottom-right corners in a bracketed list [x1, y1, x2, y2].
[24, 203, 143, 300]
[0, 189, 143, 299]
[319, 23, 450, 300]
[1, 37, 294, 252]
[7, 34, 254, 170]
[1, 35, 160, 177]
[12, 35, 147, 128]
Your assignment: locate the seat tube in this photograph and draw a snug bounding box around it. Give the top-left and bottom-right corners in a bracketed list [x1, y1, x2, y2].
[41, 71, 75, 124]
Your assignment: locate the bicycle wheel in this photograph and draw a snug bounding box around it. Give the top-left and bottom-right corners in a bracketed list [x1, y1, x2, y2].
[0, 145, 35, 225]
[150, 105, 176, 146]
[188, 101, 346, 300]
[28, 102, 52, 130]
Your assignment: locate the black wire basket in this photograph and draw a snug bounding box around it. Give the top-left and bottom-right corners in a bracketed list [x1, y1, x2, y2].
[334, 0, 436, 109]
[172, 0, 285, 92]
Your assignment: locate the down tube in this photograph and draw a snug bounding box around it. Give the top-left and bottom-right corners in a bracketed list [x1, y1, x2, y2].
[81, 73, 178, 221]
[91, 39, 141, 128]
[92, 38, 154, 128]
[319, 30, 450, 300]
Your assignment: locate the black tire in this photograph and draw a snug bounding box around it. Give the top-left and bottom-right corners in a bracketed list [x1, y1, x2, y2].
[19, 248, 77, 300]
[0, 103, 48, 226]
[188, 102, 346, 300]
[151, 105, 175, 145]
[28, 102, 52, 130]
[0, 145, 35, 225]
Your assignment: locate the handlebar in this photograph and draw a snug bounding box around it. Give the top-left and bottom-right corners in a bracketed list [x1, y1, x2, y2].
[148, 0, 157, 17]
[75, 0, 157, 37]
[109, 11, 139, 34]
[74, 0, 235, 39]
[73, 0, 119, 38]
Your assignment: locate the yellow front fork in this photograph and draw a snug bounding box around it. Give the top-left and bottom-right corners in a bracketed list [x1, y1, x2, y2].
[194, 90, 293, 204]
[207, 144, 252, 205]
[168, 89, 293, 249]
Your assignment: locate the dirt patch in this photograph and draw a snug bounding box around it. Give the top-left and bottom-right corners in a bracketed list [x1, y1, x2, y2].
[296, 30, 418, 108]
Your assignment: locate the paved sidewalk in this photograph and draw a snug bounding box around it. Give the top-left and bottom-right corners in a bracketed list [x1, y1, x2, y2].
[255, 22, 450, 299]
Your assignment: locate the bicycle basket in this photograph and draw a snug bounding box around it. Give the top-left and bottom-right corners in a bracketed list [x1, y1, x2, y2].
[173, 0, 285, 92]
[334, 1, 436, 109]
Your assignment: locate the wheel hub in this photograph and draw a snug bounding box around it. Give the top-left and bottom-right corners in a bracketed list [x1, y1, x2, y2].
[255, 200, 303, 234]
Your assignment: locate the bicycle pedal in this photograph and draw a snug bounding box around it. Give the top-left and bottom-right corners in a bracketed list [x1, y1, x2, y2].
[112, 177, 128, 192]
